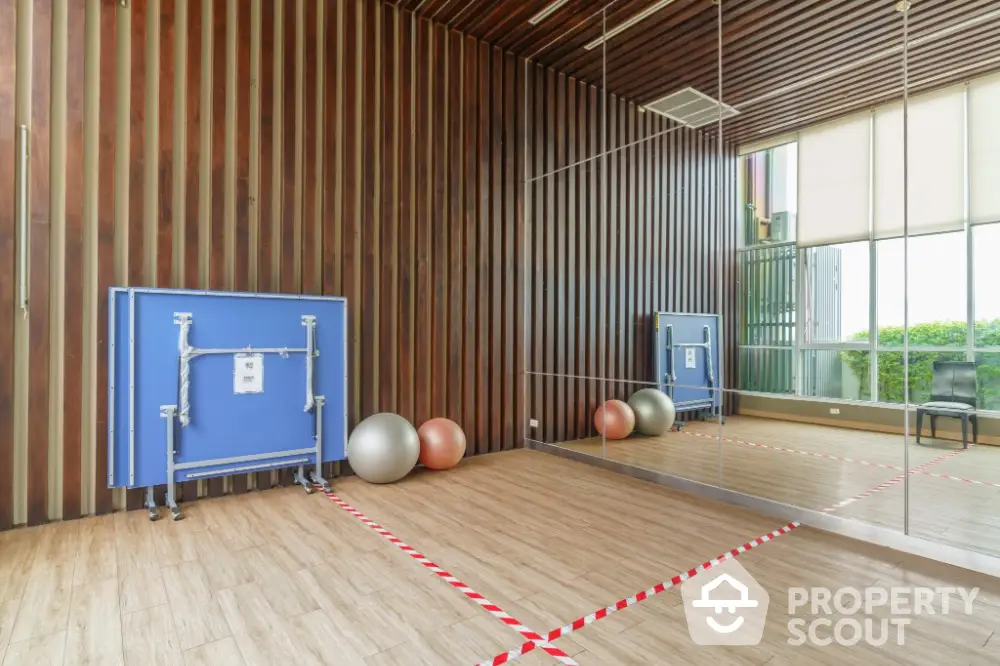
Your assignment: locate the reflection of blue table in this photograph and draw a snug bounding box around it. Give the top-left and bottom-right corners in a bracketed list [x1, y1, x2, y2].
[653, 312, 721, 422]
[108, 288, 348, 520]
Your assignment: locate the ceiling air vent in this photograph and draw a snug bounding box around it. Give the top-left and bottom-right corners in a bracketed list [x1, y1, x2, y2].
[643, 87, 739, 128]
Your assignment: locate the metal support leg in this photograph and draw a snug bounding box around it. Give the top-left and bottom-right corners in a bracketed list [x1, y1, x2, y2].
[293, 465, 315, 494]
[144, 486, 159, 521]
[161, 405, 182, 520]
[308, 396, 330, 491]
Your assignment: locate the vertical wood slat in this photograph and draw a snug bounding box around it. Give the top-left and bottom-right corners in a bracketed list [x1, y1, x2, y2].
[156, 0, 175, 291]
[446, 28, 463, 427]
[503, 51, 515, 450]
[513, 55, 524, 450]
[234, 0, 250, 293]
[300, 0, 316, 296]
[93, 0, 116, 516]
[0, 0, 16, 529]
[431, 22, 446, 422]
[395, 11, 414, 425]
[279, 0, 294, 296]
[62, 0, 87, 521]
[413, 17, 430, 429]
[476, 42, 490, 453]
[27, 0, 53, 526]
[342, 0, 359, 431]
[378, 4, 396, 415]
[257, 0, 274, 295]
[564, 77, 576, 441]
[489, 47, 502, 452]
[461, 34, 477, 455]
[360, 0, 379, 419]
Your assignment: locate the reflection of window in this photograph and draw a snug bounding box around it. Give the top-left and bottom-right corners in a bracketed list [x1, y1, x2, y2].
[974, 223, 1000, 346]
[876, 232, 967, 345]
[741, 144, 797, 246]
[975, 352, 1000, 411]
[803, 242, 870, 343]
[875, 351, 967, 405]
[805, 350, 869, 401]
[739, 144, 797, 394]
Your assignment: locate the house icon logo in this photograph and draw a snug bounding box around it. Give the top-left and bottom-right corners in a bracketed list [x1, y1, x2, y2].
[681, 559, 769, 646]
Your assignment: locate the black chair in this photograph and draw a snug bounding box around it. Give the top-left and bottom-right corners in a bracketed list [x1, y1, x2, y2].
[916, 361, 979, 448]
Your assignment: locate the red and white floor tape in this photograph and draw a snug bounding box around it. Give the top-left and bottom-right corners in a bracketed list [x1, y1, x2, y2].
[476, 522, 801, 666]
[819, 447, 967, 513]
[685, 429, 905, 472]
[318, 490, 579, 666]
[685, 429, 995, 490]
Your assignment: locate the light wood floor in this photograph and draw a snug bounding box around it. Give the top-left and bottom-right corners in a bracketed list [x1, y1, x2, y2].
[559, 415, 1000, 557]
[2, 449, 1000, 664]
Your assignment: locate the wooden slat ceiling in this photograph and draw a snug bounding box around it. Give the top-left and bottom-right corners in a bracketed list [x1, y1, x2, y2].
[398, 0, 1000, 144]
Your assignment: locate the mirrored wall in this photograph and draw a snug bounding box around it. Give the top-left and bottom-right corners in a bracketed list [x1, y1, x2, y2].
[522, 0, 1000, 562]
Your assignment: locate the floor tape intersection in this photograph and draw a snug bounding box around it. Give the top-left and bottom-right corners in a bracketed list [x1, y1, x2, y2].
[317, 490, 579, 665]
[477, 521, 801, 666]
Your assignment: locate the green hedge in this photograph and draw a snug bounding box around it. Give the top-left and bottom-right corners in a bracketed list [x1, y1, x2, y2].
[840, 320, 1000, 408]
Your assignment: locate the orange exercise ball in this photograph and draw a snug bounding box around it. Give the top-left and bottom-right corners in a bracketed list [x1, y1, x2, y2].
[417, 418, 467, 470]
[594, 400, 635, 440]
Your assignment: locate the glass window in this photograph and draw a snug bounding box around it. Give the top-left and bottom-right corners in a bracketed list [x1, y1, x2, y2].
[804, 350, 869, 400]
[975, 352, 1000, 411]
[974, 224, 1000, 347]
[877, 232, 967, 347]
[803, 241, 870, 343]
[739, 348, 794, 394]
[741, 144, 797, 246]
[877, 351, 967, 404]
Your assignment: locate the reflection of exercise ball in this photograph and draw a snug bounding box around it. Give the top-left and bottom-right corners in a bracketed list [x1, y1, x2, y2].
[628, 388, 676, 436]
[347, 413, 420, 484]
[418, 418, 467, 470]
[594, 400, 635, 440]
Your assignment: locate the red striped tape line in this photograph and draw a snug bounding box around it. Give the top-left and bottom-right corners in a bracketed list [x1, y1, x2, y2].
[820, 447, 967, 513]
[686, 430, 904, 472]
[687, 430, 997, 490]
[319, 491, 579, 665]
[477, 521, 801, 666]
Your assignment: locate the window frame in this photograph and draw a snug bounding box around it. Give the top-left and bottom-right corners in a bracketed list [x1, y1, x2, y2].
[737, 84, 1000, 414]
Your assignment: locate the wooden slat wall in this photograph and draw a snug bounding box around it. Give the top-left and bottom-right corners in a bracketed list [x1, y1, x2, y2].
[0, 0, 539, 526]
[525, 63, 739, 445]
[0, 0, 737, 526]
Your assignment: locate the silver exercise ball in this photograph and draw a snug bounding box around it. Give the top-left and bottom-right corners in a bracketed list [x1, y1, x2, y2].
[347, 413, 420, 484]
[627, 388, 676, 436]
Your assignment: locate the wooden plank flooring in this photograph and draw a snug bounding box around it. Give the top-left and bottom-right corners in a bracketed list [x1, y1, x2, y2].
[1, 448, 1000, 664]
[559, 415, 1000, 558]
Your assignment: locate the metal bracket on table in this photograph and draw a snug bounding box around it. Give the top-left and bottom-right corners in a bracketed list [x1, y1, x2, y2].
[160, 405, 183, 521]
[302, 315, 318, 412]
[664, 324, 677, 399]
[167, 313, 327, 499]
[174, 312, 317, 428]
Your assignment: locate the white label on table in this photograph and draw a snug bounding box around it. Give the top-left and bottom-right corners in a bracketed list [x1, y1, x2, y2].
[234, 353, 264, 394]
[685, 347, 697, 369]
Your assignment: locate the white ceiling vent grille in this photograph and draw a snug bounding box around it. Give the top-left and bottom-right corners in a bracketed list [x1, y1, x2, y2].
[643, 87, 739, 128]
